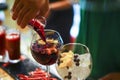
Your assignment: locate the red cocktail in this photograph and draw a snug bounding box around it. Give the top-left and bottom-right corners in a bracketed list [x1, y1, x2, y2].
[0, 26, 6, 57]
[31, 39, 59, 65]
[30, 29, 63, 79]
[6, 29, 20, 62]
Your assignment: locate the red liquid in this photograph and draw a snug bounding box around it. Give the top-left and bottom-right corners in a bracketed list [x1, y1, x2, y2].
[0, 30, 6, 55]
[31, 40, 59, 65]
[29, 19, 59, 65]
[6, 33, 20, 60]
[29, 19, 46, 42]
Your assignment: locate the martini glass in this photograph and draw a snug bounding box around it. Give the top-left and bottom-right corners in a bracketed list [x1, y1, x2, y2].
[56, 43, 92, 80]
[30, 29, 63, 79]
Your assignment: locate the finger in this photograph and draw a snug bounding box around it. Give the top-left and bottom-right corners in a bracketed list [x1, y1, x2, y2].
[12, 1, 23, 20]
[39, 7, 49, 17]
[36, 0, 49, 17]
[12, 0, 20, 12]
[19, 10, 37, 28]
[17, 6, 30, 25]
[41, 0, 49, 16]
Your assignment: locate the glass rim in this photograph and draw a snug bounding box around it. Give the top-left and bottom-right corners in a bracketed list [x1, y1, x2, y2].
[6, 28, 21, 37]
[61, 43, 90, 52]
[32, 29, 61, 36]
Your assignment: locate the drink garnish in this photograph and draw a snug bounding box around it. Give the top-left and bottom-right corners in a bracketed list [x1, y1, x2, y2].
[58, 50, 74, 68]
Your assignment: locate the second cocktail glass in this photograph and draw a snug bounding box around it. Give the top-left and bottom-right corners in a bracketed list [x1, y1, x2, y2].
[56, 43, 92, 80]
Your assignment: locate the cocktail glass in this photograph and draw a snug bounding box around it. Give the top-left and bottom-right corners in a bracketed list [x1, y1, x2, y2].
[30, 29, 63, 79]
[56, 43, 92, 80]
[6, 28, 21, 63]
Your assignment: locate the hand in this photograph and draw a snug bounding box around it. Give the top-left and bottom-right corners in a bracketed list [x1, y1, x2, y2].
[12, 0, 49, 28]
[44, 9, 51, 19]
[99, 72, 120, 80]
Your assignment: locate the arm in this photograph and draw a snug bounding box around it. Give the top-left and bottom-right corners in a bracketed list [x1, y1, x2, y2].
[45, 0, 72, 18]
[49, 0, 72, 11]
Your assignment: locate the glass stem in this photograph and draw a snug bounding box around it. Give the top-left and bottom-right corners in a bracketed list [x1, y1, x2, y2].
[46, 66, 50, 80]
